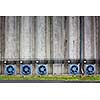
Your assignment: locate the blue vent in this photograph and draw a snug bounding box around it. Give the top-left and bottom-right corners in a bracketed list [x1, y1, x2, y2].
[85, 64, 95, 75]
[21, 64, 32, 75]
[37, 64, 48, 75]
[69, 64, 80, 75]
[5, 65, 16, 75]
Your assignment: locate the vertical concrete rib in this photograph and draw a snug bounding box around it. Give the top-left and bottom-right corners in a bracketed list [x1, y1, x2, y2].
[35, 16, 46, 59]
[68, 17, 80, 60]
[52, 16, 64, 75]
[20, 16, 33, 60]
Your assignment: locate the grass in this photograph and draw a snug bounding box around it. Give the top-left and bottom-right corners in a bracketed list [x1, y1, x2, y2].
[0, 75, 100, 80]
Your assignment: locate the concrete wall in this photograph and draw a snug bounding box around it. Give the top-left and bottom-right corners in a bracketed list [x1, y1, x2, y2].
[68, 16, 80, 60]
[20, 16, 33, 60]
[84, 17, 96, 59]
[0, 16, 99, 75]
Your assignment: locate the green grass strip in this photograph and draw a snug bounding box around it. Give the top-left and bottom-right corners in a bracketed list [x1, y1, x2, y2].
[0, 75, 100, 80]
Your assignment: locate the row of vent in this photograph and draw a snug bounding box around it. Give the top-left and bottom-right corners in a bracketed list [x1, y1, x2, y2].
[4, 64, 95, 75]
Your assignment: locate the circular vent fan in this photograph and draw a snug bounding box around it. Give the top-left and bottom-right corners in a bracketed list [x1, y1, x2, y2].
[86, 65, 95, 75]
[5, 65, 16, 75]
[21, 65, 32, 75]
[70, 64, 79, 75]
[37, 65, 47, 75]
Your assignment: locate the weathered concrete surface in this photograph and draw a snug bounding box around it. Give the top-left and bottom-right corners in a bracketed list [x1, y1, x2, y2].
[95, 17, 100, 74]
[35, 16, 46, 59]
[4, 17, 20, 74]
[19, 17, 34, 74]
[0, 16, 100, 75]
[68, 17, 80, 74]
[62, 17, 67, 74]
[52, 17, 65, 75]
[0, 17, 5, 74]
[45, 17, 52, 74]
[5, 17, 19, 60]
[84, 17, 97, 74]
[35, 17, 46, 74]
[20, 16, 33, 60]
[84, 17, 96, 59]
[68, 16, 80, 59]
[64, 17, 69, 74]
